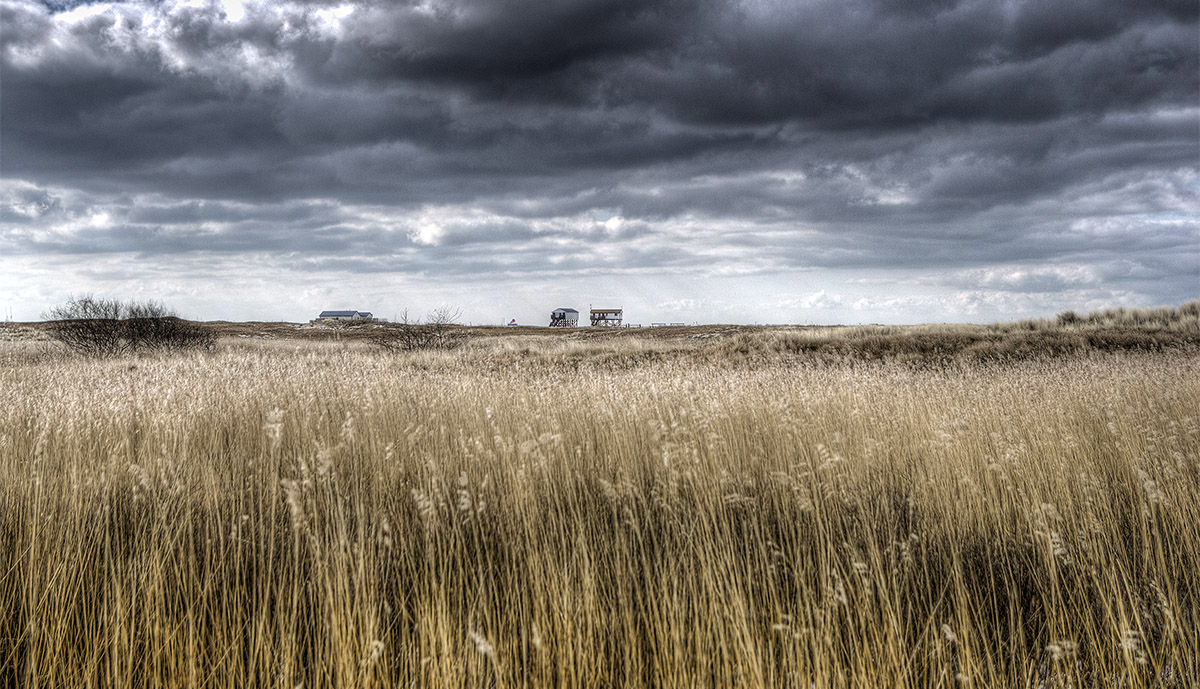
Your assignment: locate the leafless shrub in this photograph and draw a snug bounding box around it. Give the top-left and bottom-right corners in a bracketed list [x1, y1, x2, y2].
[43, 296, 126, 356]
[43, 295, 214, 356]
[372, 306, 465, 352]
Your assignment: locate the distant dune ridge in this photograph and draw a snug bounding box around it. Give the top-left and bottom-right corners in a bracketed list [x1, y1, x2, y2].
[1, 303, 1197, 686]
[5, 301, 1200, 363]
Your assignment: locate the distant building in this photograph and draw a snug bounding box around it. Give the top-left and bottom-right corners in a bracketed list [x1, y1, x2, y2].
[549, 308, 579, 327]
[317, 310, 375, 322]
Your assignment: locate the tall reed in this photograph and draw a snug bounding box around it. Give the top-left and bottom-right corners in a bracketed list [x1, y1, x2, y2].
[2, 343, 1196, 687]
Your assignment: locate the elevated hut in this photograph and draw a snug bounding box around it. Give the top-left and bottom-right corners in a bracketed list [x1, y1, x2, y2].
[589, 308, 623, 327]
[549, 308, 579, 327]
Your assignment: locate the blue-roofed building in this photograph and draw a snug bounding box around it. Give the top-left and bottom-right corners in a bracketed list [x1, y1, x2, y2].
[317, 310, 374, 322]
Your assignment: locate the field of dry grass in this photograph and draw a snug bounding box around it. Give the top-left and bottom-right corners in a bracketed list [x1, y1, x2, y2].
[2, 306, 1198, 687]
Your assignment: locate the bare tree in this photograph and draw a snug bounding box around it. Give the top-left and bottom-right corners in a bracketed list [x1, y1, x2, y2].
[373, 306, 465, 352]
[44, 295, 215, 356]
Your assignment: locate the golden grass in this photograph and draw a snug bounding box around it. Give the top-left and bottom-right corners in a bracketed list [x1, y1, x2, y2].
[2, 332, 1198, 687]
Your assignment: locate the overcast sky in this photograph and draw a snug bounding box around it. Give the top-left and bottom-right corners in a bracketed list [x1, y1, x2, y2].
[2, 0, 1197, 325]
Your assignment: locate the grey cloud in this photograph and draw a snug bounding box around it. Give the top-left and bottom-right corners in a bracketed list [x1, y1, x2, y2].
[6, 0, 1194, 195]
[0, 183, 64, 223]
[319, 0, 707, 89]
[1, 0, 1196, 322]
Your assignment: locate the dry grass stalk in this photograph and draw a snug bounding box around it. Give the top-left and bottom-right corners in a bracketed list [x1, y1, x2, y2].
[1, 311, 1197, 687]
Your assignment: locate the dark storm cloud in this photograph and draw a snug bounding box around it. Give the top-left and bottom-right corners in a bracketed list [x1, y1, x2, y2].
[1, 0, 1197, 320]
[6, 0, 1194, 185]
[309, 0, 707, 89]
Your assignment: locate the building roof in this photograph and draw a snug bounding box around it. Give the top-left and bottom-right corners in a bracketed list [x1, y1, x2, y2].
[554, 307, 579, 313]
[319, 310, 358, 317]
